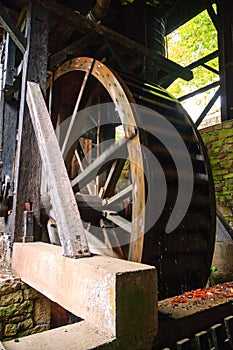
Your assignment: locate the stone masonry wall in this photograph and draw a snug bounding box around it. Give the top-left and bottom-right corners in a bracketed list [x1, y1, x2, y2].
[200, 120, 233, 228]
[0, 276, 51, 341]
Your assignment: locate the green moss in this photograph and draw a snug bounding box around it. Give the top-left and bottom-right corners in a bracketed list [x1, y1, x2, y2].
[4, 323, 17, 337]
[0, 282, 21, 297]
[17, 318, 33, 331]
[0, 291, 23, 307]
[23, 288, 39, 300]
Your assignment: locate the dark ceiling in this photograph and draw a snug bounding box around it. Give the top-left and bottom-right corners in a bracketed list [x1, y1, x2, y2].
[1, 0, 214, 35]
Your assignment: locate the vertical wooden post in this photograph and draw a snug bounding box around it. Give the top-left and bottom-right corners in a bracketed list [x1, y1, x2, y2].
[11, 2, 49, 242]
[1, 34, 18, 184]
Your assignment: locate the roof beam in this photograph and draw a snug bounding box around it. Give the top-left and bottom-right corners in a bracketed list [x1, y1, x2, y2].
[35, 0, 193, 81]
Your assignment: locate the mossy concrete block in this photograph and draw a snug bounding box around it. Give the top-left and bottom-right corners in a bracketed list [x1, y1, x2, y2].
[0, 290, 23, 307]
[10, 314, 31, 323]
[223, 173, 233, 179]
[212, 140, 224, 148]
[23, 288, 39, 300]
[0, 301, 33, 320]
[4, 324, 17, 337]
[218, 128, 233, 138]
[222, 121, 233, 129]
[17, 318, 33, 332]
[212, 169, 229, 176]
[31, 324, 50, 334]
[0, 282, 21, 297]
[0, 322, 4, 338]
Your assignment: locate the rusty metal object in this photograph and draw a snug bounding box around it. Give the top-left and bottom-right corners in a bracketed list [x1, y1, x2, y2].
[86, 0, 112, 22]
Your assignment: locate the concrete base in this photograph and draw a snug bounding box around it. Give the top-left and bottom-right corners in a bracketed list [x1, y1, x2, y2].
[10, 242, 157, 350]
[3, 321, 115, 350]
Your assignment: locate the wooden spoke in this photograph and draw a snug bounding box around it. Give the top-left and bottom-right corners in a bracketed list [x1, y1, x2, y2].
[103, 210, 132, 234]
[71, 138, 130, 192]
[99, 159, 126, 199]
[74, 149, 95, 195]
[84, 228, 120, 258]
[61, 69, 92, 157]
[102, 184, 132, 208]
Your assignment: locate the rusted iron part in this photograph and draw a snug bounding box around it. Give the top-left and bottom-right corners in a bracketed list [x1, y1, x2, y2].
[168, 282, 233, 305]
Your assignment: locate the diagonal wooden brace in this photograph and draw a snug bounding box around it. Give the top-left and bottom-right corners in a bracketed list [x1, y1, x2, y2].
[26, 81, 90, 258]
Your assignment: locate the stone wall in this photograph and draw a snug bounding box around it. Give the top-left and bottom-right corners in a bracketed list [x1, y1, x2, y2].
[0, 276, 51, 341]
[200, 120, 233, 228]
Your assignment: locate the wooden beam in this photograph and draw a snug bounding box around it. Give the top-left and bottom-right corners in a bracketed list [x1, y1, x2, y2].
[11, 2, 49, 242]
[26, 81, 90, 258]
[49, 32, 97, 69]
[178, 81, 219, 102]
[3, 33, 16, 89]
[0, 4, 26, 54]
[35, 0, 193, 81]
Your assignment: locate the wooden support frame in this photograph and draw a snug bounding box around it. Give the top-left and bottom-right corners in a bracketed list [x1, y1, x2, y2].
[0, 4, 26, 54]
[35, 0, 193, 82]
[26, 81, 90, 258]
[1, 34, 18, 184]
[11, 2, 49, 242]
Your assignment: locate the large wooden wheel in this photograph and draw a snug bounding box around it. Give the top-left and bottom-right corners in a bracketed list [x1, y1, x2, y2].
[49, 57, 146, 262]
[46, 57, 216, 299]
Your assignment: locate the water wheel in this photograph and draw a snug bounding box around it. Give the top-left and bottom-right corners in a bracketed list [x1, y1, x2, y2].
[47, 57, 216, 299]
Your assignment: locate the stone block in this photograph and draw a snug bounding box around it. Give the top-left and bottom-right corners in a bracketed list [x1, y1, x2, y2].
[23, 288, 39, 300]
[0, 322, 3, 338]
[0, 290, 23, 307]
[12, 242, 157, 347]
[4, 324, 17, 337]
[34, 297, 51, 326]
[10, 314, 31, 323]
[0, 301, 33, 320]
[0, 281, 21, 297]
[17, 318, 33, 332]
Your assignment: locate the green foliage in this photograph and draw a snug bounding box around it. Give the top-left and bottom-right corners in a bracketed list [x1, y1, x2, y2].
[166, 6, 219, 119]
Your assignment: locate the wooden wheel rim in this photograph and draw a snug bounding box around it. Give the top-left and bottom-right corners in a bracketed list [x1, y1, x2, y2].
[53, 57, 145, 262]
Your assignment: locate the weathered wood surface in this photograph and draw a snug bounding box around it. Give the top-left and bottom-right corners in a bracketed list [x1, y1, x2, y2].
[3, 33, 16, 89]
[49, 32, 97, 68]
[1, 100, 18, 182]
[161, 316, 233, 349]
[35, 0, 193, 81]
[0, 4, 26, 54]
[26, 81, 90, 257]
[11, 2, 49, 242]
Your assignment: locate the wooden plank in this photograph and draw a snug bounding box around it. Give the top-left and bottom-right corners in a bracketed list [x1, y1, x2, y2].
[1, 99, 18, 183]
[0, 4, 26, 54]
[26, 81, 90, 257]
[11, 2, 49, 242]
[195, 330, 210, 350]
[224, 316, 233, 348]
[3, 33, 16, 88]
[176, 338, 191, 350]
[35, 0, 193, 81]
[211, 323, 229, 350]
[49, 32, 97, 68]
